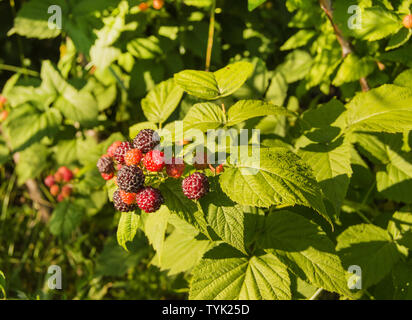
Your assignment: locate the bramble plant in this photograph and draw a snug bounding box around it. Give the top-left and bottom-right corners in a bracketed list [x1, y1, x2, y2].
[1, 0, 412, 301]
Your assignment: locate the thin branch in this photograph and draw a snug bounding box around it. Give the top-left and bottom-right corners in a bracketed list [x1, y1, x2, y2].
[205, 0, 216, 71]
[319, 0, 370, 91]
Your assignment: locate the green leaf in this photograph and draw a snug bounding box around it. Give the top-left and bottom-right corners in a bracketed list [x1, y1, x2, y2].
[152, 229, 213, 276]
[277, 50, 312, 84]
[226, 100, 293, 127]
[141, 78, 184, 124]
[0, 136, 10, 166]
[336, 224, 400, 289]
[346, 84, 412, 133]
[219, 147, 330, 225]
[394, 69, 412, 89]
[183, 102, 226, 131]
[127, 37, 162, 59]
[49, 200, 85, 239]
[355, 132, 412, 203]
[141, 206, 170, 263]
[280, 30, 316, 51]
[298, 137, 352, 216]
[41, 61, 99, 125]
[159, 179, 208, 234]
[174, 61, 254, 100]
[117, 211, 141, 252]
[129, 122, 158, 140]
[388, 207, 412, 250]
[189, 244, 291, 300]
[386, 28, 412, 51]
[4, 104, 62, 151]
[199, 177, 261, 254]
[352, 7, 402, 41]
[16, 143, 50, 186]
[8, 0, 68, 39]
[265, 71, 288, 106]
[248, 0, 267, 11]
[332, 54, 375, 86]
[258, 210, 351, 296]
[183, 0, 212, 7]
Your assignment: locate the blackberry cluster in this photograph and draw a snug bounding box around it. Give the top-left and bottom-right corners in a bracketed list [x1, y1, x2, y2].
[44, 166, 75, 202]
[99, 129, 220, 214]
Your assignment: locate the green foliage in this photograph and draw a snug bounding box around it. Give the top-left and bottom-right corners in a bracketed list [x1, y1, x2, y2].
[1, 0, 412, 301]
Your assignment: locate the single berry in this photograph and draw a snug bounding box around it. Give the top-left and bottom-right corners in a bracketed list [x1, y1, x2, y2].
[97, 155, 114, 174]
[57, 193, 65, 202]
[132, 129, 160, 153]
[117, 165, 145, 193]
[58, 166, 73, 182]
[138, 2, 149, 11]
[152, 0, 164, 10]
[119, 190, 137, 205]
[403, 14, 412, 29]
[107, 141, 122, 157]
[44, 175, 55, 188]
[114, 141, 132, 164]
[166, 158, 185, 178]
[0, 95, 6, 108]
[193, 152, 209, 170]
[61, 185, 72, 198]
[113, 190, 138, 212]
[124, 149, 143, 166]
[0, 110, 8, 122]
[50, 184, 60, 196]
[136, 187, 164, 213]
[210, 164, 224, 174]
[182, 172, 209, 200]
[101, 172, 114, 180]
[143, 150, 165, 172]
[54, 171, 63, 183]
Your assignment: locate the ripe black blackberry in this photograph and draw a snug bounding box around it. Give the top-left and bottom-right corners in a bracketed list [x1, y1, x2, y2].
[132, 129, 160, 153]
[97, 155, 114, 174]
[136, 187, 164, 213]
[114, 141, 132, 164]
[117, 165, 145, 193]
[182, 172, 209, 200]
[113, 190, 138, 212]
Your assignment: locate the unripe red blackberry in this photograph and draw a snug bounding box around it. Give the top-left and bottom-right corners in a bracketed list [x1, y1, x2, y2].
[119, 190, 137, 205]
[58, 166, 73, 182]
[132, 129, 160, 153]
[113, 190, 138, 212]
[152, 0, 164, 10]
[166, 158, 185, 178]
[124, 149, 143, 166]
[182, 172, 209, 200]
[101, 172, 114, 180]
[143, 150, 165, 172]
[114, 141, 132, 164]
[44, 175, 55, 188]
[117, 165, 145, 193]
[97, 155, 114, 174]
[403, 14, 412, 29]
[136, 187, 164, 213]
[50, 184, 60, 196]
[107, 141, 122, 157]
[61, 185, 72, 198]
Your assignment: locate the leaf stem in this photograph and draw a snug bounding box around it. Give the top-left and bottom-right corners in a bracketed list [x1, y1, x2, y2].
[205, 0, 216, 72]
[0, 64, 39, 77]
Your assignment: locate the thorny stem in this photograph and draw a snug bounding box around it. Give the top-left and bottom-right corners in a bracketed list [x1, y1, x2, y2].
[205, 0, 216, 71]
[319, 0, 370, 92]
